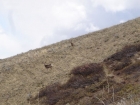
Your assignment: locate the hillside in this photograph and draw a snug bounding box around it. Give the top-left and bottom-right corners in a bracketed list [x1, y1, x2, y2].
[30, 44, 140, 105]
[0, 17, 140, 105]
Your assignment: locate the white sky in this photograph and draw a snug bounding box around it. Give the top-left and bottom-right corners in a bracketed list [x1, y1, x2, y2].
[0, 0, 140, 59]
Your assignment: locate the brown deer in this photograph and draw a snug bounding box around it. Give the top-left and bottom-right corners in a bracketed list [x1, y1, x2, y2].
[44, 64, 52, 69]
[70, 42, 74, 46]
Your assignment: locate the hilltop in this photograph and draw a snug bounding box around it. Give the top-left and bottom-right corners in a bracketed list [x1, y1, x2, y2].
[0, 17, 140, 105]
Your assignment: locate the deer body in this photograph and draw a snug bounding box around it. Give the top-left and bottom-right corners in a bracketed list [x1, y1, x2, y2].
[44, 64, 52, 69]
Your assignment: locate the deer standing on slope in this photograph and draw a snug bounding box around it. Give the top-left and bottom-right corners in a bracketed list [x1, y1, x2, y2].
[44, 64, 52, 69]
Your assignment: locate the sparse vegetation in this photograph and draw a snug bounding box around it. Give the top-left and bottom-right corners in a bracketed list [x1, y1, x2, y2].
[121, 61, 140, 75]
[30, 63, 105, 105]
[0, 18, 140, 105]
[105, 44, 140, 62]
[30, 43, 140, 105]
[104, 44, 140, 71]
[70, 63, 103, 76]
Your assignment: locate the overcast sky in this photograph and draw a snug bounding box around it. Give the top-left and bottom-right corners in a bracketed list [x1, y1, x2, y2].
[0, 0, 140, 59]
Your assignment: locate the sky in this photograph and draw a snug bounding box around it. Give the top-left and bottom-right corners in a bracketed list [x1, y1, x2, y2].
[0, 0, 140, 59]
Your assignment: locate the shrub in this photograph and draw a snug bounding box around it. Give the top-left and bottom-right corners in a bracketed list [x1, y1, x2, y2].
[45, 89, 72, 105]
[104, 44, 140, 71]
[34, 82, 61, 100]
[33, 83, 73, 105]
[121, 61, 140, 75]
[110, 58, 131, 71]
[70, 63, 103, 76]
[31, 63, 105, 105]
[104, 44, 140, 62]
[64, 75, 97, 89]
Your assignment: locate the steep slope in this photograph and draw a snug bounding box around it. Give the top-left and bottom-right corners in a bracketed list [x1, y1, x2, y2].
[0, 17, 140, 105]
[30, 44, 140, 105]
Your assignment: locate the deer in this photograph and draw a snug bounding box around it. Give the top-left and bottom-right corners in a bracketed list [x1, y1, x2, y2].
[44, 64, 52, 69]
[70, 41, 74, 47]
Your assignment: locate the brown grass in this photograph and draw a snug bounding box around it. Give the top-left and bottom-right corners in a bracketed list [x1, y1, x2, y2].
[30, 63, 105, 105]
[70, 63, 103, 76]
[121, 61, 140, 75]
[0, 18, 140, 105]
[105, 44, 140, 62]
[30, 43, 140, 105]
[104, 44, 140, 71]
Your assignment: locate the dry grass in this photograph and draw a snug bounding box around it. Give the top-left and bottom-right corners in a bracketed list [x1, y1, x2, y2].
[0, 17, 140, 105]
[104, 44, 140, 71]
[30, 63, 105, 105]
[30, 43, 140, 105]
